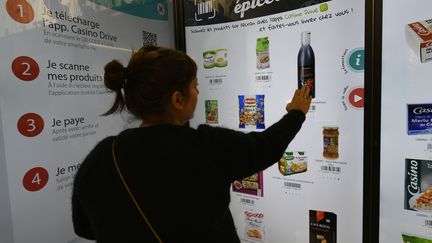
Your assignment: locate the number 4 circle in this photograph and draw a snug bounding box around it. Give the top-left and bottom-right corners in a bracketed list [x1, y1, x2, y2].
[12, 56, 39, 81]
[23, 167, 49, 191]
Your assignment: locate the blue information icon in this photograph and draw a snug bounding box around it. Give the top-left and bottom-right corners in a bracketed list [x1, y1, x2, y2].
[347, 48, 364, 72]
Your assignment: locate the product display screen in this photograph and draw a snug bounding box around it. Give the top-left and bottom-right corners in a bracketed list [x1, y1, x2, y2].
[379, 1, 432, 242]
[184, 0, 365, 242]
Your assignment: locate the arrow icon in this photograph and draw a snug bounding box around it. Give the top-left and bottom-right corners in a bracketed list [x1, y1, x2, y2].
[354, 95, 362, 103]
[348, 87, 364, 109]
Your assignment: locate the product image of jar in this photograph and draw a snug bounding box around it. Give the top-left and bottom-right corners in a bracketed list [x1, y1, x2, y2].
[323, 126, 339, 159]
[203, 50, 216, 69]
[214, 48, 228, 67]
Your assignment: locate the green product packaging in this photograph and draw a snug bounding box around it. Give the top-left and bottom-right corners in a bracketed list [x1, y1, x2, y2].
[402, 234, 432, 243]
[214, 48, 228, 67]
[256, 37, 270, 69]
[203, 50, 216, 69]
[205, 100, 218, 124]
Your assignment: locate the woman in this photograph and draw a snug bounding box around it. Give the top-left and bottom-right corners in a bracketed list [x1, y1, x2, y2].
[72, 45, 311, 242]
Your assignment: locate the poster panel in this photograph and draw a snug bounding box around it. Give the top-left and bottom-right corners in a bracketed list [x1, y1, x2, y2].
[0, 0, 173, 242]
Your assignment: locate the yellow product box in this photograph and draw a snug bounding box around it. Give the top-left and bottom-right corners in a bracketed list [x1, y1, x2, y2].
[406, 18, 432, 63]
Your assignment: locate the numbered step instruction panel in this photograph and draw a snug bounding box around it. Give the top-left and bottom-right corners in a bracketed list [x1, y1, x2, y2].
[185, 1, 365, 243]
[380, 1, 432, 243]
[0, 0, 173, 242]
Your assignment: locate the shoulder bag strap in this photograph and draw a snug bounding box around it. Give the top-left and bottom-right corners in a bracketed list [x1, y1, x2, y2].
[111, 140, 164, 243]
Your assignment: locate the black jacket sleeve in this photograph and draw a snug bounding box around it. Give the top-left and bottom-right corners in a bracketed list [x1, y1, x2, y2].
[197, 109, 305, 181]
[71, 137, 114, 240]
[72, 189, 95, 240]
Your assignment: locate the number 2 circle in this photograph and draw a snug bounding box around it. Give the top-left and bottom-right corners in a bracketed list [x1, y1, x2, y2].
[12, 56, 40, 81]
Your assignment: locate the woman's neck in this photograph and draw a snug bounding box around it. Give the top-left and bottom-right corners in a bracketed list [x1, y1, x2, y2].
[139, 115, 184, 127]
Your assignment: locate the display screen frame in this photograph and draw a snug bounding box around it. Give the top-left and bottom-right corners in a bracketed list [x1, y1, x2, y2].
[175, 0, 378, 242]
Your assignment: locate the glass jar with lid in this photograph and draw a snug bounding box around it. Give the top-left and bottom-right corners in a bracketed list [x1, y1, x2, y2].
[323, 126, 339, 159]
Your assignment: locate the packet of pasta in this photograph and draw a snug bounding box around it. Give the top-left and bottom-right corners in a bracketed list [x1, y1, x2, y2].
[238, 95, 265, 129]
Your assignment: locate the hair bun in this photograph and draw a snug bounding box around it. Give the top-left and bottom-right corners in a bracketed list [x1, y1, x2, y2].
[104, 60, 127, 91]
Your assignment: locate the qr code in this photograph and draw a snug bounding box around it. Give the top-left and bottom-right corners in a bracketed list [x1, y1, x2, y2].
[143, 30, 157, 46]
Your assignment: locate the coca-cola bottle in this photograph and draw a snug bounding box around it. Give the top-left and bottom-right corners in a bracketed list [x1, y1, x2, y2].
[297, 31, 315, 98]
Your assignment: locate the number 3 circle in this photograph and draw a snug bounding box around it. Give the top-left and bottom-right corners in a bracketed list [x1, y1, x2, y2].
[17, 113, 44, 137]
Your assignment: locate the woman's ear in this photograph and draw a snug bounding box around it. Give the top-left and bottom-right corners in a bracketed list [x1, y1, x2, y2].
[170, 91, 185, 110]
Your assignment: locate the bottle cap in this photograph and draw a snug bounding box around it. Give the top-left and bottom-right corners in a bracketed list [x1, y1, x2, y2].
[301, 31, 311, 45]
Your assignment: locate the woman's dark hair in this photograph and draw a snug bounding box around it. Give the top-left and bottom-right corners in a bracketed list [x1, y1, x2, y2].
[103, 45, 197, 119]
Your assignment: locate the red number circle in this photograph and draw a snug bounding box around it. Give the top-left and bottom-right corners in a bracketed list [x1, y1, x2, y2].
[17, 113, 44, 137]
[11, 56, 40, 81]
[6, 0, 35, 24]
[23, 167, 49, 192]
